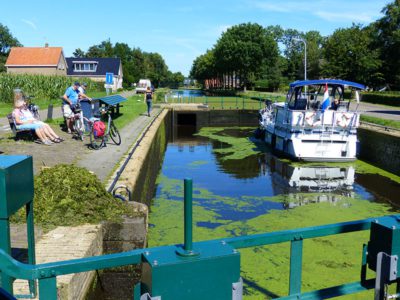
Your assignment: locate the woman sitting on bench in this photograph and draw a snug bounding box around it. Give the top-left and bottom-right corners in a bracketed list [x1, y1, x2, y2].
[13, 99, 64, 145]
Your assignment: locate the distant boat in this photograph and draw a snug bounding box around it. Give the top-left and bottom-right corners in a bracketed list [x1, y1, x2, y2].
[258, 79, 366, 162]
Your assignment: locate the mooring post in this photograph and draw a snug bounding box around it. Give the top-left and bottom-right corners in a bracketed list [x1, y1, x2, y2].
[176, 178, 199, 257]
[184, 178, 193, 252]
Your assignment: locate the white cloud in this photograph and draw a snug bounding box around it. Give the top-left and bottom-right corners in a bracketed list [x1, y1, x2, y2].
[249, 0, 384, 24]
[21, 19, 37, 30]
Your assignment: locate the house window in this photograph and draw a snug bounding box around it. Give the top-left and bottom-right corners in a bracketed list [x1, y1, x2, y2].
[73, 62, 98, 72]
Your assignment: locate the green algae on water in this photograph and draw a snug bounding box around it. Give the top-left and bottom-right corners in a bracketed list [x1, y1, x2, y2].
[148, 172, 395, 299]
[195, 127, 259, 160]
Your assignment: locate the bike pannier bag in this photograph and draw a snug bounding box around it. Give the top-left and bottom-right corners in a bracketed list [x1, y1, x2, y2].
[93, 121, 106, 137]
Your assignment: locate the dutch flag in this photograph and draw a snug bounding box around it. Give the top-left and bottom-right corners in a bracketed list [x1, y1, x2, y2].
[320, 83, 330, 113]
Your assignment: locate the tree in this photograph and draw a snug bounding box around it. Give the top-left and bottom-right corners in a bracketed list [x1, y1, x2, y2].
[214, 23, 279, 90]
[323, 24, 382, 86]
[73, 48, 86, 58]
[86, 39, 114, 58]
[144, 52, 168, 87]
[0, 23, 22, 72]
[374, 0, 400, 89]
[190, 49, 216, 87]
[304, 31, 325, 80]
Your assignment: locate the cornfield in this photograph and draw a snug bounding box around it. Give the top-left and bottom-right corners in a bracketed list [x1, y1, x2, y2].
[0, 74, 100, 103]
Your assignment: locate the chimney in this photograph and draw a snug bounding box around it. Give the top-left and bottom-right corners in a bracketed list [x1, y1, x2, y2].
[45, 43, 49, 47]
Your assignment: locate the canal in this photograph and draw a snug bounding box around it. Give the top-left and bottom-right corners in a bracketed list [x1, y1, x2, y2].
[146, 123, 400, 299]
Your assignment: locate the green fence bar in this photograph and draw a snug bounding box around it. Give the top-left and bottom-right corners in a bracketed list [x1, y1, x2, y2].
[26, 201, 36, 296]
[289, 237, 303, 295]
[38, 277, 57, 300]
[0, 219, 12, 293]
[184, 178, 193, 252]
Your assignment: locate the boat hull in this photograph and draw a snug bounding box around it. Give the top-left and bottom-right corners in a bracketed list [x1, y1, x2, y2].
[264, 129, 358, 162]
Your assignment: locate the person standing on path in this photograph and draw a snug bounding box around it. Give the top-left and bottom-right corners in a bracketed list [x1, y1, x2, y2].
[62, 82, 80, 133]
[144, 86, 153, 117]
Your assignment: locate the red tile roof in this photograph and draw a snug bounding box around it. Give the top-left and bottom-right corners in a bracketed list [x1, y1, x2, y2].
[5, 47, 63, 66]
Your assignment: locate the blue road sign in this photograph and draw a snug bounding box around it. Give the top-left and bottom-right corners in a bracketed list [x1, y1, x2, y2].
[105, 73, 114, 84]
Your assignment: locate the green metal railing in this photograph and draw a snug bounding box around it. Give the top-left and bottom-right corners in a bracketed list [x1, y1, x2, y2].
[165, 94, 282, 110]
[0, 217, 379, 299]
[0, 178, 395, 299]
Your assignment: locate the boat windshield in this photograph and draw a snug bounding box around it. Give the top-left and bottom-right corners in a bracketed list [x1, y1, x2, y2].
[287, 84, 346, 110]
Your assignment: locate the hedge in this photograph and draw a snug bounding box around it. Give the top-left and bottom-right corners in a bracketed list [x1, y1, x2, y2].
[361, 92, 400, 107]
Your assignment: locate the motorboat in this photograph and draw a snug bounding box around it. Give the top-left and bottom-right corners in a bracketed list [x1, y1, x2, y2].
[258, 79, 366, 161]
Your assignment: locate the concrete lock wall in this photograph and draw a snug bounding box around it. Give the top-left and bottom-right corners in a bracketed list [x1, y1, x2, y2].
[358, 128, 400, 176]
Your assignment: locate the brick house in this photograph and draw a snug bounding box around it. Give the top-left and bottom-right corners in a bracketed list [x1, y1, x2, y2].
[5, 45, 67, 75]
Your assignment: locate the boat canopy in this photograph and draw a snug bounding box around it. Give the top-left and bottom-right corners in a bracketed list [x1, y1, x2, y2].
[289, 79, 366, 90]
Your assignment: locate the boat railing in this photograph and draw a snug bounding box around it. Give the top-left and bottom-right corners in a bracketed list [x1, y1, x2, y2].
[285, 110, 359, 131]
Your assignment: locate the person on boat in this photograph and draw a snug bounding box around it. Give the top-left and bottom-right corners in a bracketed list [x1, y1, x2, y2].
[330, 98, 339, 110]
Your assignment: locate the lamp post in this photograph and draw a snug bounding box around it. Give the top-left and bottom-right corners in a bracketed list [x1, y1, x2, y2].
[293, 37, 307, 81]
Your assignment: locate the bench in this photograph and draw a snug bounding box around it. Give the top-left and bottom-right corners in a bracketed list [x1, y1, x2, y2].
[6, 113, 35, 140]
[93, 95, 127, 115]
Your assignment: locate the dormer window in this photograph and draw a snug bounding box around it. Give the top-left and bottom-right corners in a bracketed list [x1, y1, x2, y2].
[73, 61, 98, 72]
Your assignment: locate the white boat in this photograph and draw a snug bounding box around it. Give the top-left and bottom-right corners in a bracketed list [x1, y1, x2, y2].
[258, 79, 366, 162]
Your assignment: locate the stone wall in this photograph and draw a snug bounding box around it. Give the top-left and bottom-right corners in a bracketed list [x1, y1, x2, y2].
[358, 128, 400, 176]
[171, 109, 258, 128]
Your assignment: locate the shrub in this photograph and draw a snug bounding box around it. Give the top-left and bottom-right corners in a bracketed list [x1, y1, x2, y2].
[361, 92, 400, 107]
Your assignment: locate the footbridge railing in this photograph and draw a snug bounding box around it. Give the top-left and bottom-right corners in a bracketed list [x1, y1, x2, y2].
[1, 156, 399, 300]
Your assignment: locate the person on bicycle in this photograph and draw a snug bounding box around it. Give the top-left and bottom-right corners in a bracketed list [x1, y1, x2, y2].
[144, 86, 153, 117]
[62, 82, 80, 134]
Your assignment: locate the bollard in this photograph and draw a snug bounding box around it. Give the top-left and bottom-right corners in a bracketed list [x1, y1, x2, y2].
[176, 178, 199, 257]
[47, 102, 53, 121]
[184, 178, 193, 252]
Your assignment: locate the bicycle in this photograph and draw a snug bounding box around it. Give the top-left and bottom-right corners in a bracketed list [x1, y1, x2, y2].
[72, 104, 121, 149]
[90, 105, 121, 149]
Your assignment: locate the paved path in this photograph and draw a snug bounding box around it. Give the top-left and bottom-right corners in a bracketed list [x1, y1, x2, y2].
[350, 101, 400, 121]
[77, 107, 161, 183]
[0, 91, 164, 183]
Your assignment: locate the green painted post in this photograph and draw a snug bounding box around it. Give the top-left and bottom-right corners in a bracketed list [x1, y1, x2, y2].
[242, 97, 244, 109]
[0, 219, 12, 293]
[184, 178, 193, 252]
[38, 277, 57, 300]
[26, 201, 36, 296]
[236, 96, 238, 108]
[289, 237, 303, 295]
[221, 96, 223, 109]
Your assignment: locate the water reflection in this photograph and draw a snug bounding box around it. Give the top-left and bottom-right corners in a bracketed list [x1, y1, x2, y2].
[161, 125, 399, 210]
[263, 153, 354, 193]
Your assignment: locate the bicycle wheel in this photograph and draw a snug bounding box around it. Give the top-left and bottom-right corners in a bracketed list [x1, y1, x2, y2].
[109, 121, 121, 145]
[90, 121, 104, 150]
[73, 118, 84, 141]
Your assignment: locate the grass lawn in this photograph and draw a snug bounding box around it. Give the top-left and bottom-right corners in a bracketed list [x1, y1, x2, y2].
[360, 115, 400, 130]
[45, 94, 146, 130]
[111, 94, 146, 129]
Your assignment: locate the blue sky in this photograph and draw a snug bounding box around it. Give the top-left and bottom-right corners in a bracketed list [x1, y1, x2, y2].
[1, 0, 391, 76]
